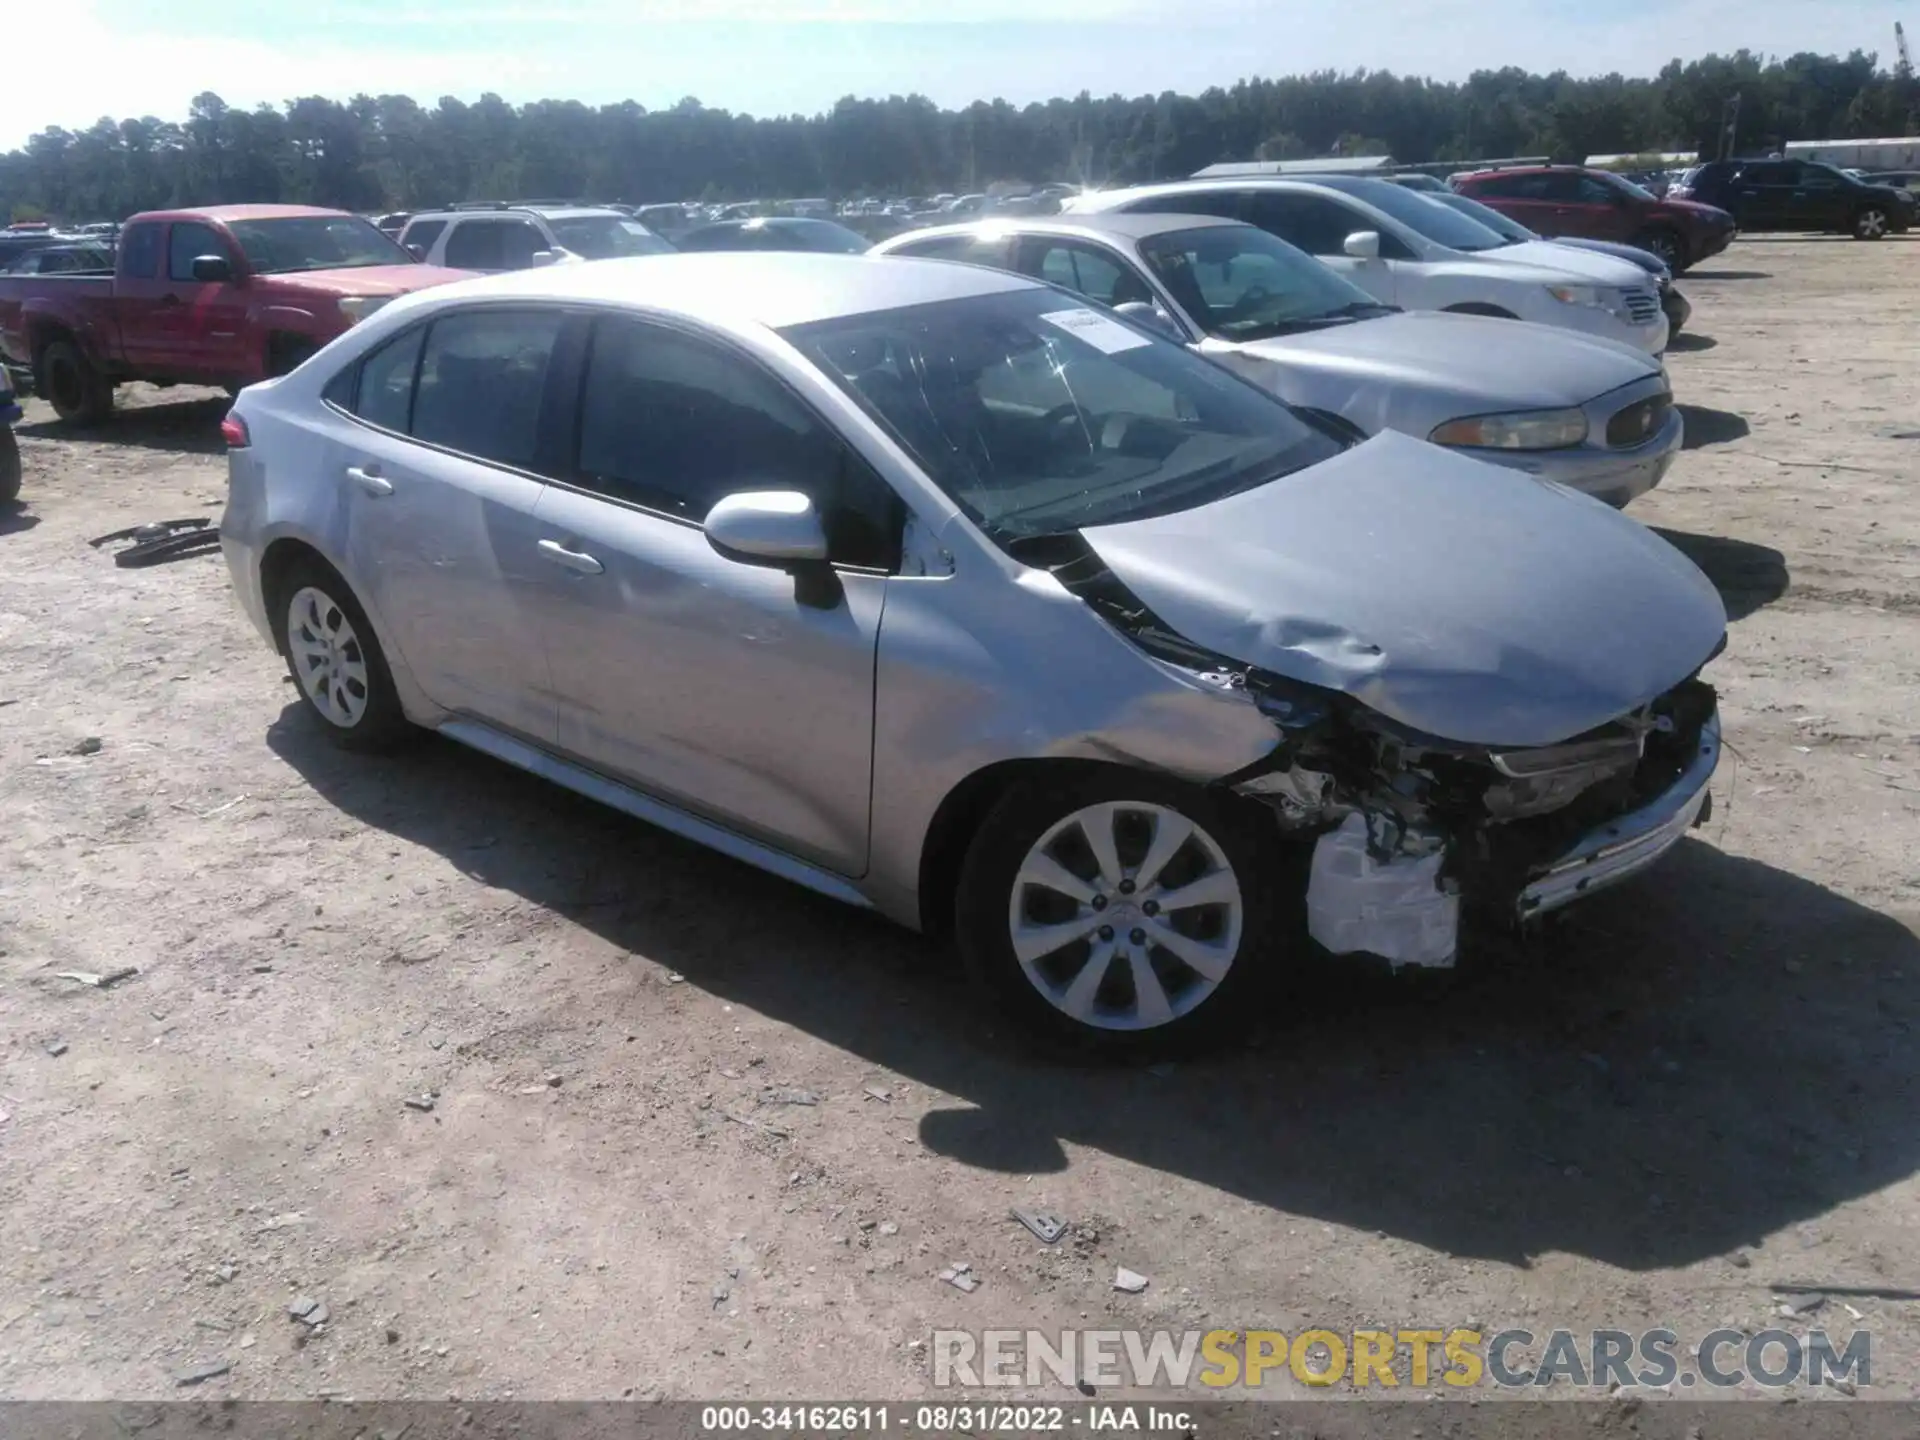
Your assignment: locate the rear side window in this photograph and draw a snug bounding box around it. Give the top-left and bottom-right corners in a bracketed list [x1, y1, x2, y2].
[351, 328, 426, 432]
[119, 223, 162, 279]
[169, 222, 227, 281]
[443, 221, 504, 270]
[411, 309, 563, 469]
[1130, 190, 1246, 221]
[891, 233, 1010, 267]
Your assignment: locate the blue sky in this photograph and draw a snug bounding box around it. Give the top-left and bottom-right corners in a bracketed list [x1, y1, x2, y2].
[6, 0, 1909, 149]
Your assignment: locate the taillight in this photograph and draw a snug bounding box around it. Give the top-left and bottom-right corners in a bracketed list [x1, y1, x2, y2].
[221, 414, 251, 448]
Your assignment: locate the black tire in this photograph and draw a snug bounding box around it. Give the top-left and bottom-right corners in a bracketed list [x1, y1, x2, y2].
[0, 428, 19, 505]
[1443, 302, 1518, 319]
[1853, 206, 1889, 241]
[954, 768, 1298, 1056]
[37, 340, 113, 426]
[269, 555, 414, 752]
[1634, 226, 1688, 272]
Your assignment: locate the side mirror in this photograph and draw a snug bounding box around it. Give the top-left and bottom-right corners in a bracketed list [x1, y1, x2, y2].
[190, 254, 233, 283]
[1342, 230, 1382, 260]
[705, 491, 830, 567]
[529, 249, 560, 268]
[405, 243, 427, 261]
[1112, 300, 1184, 343]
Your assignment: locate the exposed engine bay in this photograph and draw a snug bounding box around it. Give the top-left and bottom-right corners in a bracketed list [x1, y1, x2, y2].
[1023, 532, 1720, 970]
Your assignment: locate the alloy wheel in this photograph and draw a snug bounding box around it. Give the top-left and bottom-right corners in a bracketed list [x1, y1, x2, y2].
[1007, 800, 1244, 1032]
[287, 585, 371, 728]
[1857, 208, 1888, 239]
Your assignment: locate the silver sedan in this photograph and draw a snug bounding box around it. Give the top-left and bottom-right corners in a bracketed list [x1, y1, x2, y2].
[222, 253, 1724, 1053]
[877, 214, 1682, 508]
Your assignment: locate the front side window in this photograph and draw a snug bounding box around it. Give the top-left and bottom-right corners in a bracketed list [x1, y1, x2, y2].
[399, 217, 447, 257]
[410, 309, 563, 469]
[784, 288, 1342, 544]
[574, 318, 898, 566]
[227, 216, 409, 274]
[168, 222, 228, 281]
[1243, 192, 1370, 256]
[118, 222, 161, 279]
[1136, 225, 1385, 340]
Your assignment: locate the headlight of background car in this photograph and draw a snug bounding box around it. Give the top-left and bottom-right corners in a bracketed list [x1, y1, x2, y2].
[1430, 407, 1589, 450]
[337, 295, 393, 326]
[1545, 283, 1603, 309]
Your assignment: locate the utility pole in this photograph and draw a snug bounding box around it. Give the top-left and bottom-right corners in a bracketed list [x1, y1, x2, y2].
[1719, 92, 1742, 161]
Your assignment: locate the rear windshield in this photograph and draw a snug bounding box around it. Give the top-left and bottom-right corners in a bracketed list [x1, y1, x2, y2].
[783, 287, 1341, 542]
[229, 216, 413, 274]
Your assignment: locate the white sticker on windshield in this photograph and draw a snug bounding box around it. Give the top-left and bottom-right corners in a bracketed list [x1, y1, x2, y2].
[1039, 307, 1152, 354]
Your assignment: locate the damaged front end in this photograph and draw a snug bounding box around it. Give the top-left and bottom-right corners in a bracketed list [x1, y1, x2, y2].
[1025, 532, 1722, 972]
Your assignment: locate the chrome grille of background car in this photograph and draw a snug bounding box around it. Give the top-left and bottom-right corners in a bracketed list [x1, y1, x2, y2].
[1622, 287, 1661, 323]
[1606, 393, 1672, 448]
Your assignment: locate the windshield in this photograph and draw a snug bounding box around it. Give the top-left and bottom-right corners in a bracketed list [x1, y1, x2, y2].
[1430, 192, 1535, 244]
[1600, 172, 1659, 202]
[1308, 176, 1509, 252]
[548, 216, 674, 259]
[784, 288, 1342, 542]
[1137, 225, 1388, 339]
[227, 216, 413, 273]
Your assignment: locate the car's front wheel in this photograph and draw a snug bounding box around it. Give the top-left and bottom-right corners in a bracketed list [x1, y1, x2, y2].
[1853, 206, 1890, 241]
[955, 771, 1293, 1053]
[0, 428, 19, 504]
[271, 557, 413, 751]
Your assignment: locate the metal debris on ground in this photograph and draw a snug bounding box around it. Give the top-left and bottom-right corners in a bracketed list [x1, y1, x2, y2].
[45, 1039, 68, 1058]
[56, 966, 139, 990]
[1775, 1292, 1827, 1316]
[863, 1086, 893, 1103]
[172, 1359, 232, 1387]
[712, 1283, 731, 1309]
[938, 1264, 979, 1293]
[544, 1073, 563, 1087]
[402, 1095, 435, 1113]
[1114, 1267, 1150, 1294]
[722, 1110, 790, 1139]
[1010, 1208, 1068, 1245]
[89, 517, 222, 568]
[877, 1222, 899, 1237]
[71, 736, 103, 756]
[762, 1086, 819, 1107]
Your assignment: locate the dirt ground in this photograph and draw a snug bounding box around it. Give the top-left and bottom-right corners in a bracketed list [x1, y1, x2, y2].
[1, 235, 1917, 1407]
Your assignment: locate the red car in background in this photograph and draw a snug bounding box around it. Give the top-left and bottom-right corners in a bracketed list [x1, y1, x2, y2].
[0, 205, 469, 425]
[1450, 166, 1737, 274]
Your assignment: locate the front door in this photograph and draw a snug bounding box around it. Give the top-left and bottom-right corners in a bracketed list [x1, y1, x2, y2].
[531, 315, 893, 875]
[1730, 163, 1795, 230]
[159, 220, 253, 378]
[331, 306, 565, 741]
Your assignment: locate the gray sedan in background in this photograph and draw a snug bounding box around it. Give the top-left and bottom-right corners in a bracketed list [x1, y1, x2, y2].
[878, 214, 1681, 508]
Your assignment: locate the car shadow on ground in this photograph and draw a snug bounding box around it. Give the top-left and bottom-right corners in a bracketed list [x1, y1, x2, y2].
[1682, 269, 1772, 280]
[0, 501, 39, 536]
[1651, 528, 1789, 622]
[16, 396, 226, 456]
[269, 710, 1920, 1273]
[1665, 332, 1717, 353]
[1678, 404, 1751, 449]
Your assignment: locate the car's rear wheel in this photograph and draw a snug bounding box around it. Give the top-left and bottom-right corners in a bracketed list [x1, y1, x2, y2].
[1853, 206, 1890, 241]
[271, 558, 413, 751]
[37, 340, 113, 426]
[1634, 226, 1687, 271]
[955, 770, 1295, 1055]
[0, 428, 20, 504]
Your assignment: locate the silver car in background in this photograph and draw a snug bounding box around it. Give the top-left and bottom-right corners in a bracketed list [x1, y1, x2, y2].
[222, 254, 1724, 1054]
[877, 213, 1682, 507]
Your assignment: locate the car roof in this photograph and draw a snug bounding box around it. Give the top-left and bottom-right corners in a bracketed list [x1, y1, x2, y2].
[898, 212, 1243, 244]
[401, 251, 1038, 329]
[129, 205, 355, 224]
[410, 206, 627, 222]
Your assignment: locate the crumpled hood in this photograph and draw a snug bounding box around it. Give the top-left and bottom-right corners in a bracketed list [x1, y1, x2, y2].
[1079, 431, 1726, 748]
[1483, 240, 1650, 286]
[1233, 310, 1655, 412]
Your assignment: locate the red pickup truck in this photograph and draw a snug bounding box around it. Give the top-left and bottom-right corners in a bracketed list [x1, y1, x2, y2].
[0, 205, 469, 424]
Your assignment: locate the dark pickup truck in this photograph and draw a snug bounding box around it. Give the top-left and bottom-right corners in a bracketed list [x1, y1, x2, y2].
[0, 205, 468, 423]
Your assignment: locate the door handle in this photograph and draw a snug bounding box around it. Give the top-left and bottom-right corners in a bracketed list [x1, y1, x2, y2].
[158, 294, 181, 306]
[345, 465, 393, 497]
[538, 538, 604, 575]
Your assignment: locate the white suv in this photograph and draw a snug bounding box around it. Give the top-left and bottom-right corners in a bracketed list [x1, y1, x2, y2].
[1069, 176, 1668, 354]
[398, 205, 672, 273]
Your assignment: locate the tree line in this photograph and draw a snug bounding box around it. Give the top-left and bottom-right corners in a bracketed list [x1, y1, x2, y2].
[2, 48, 1914, 222]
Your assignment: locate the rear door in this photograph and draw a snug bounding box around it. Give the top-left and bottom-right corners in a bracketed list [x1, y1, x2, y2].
[328, 306, 566, 740]
[529, 313, 894, 874]
[1467, 172, 1558, 232]
[1539, 173, 1634, 241]
[109, 221, 171, 372]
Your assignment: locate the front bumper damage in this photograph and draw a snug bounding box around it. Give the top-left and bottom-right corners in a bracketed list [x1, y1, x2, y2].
[1235, 682, 1721, 971]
